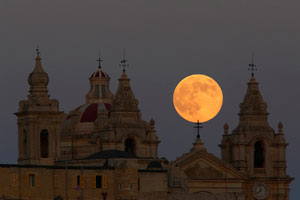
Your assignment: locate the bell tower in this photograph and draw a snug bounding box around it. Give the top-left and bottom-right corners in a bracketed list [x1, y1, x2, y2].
[219, 64, 293, 199]
[220, 76, 280, 176]
[16, 49, 63, 165]
[100, 54, 160, 158]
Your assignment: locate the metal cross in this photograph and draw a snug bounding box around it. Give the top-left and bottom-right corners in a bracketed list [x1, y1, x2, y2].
[119, 48, 129, 72]
[194, 120, 203, 139]
[97, 50, 103, 70]
[248, 53, 257, 77]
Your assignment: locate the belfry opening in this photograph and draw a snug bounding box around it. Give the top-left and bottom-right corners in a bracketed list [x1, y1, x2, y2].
[40, 129, 49, 158]
[254, 141, 264, 168]
[125, 138, 136, 155]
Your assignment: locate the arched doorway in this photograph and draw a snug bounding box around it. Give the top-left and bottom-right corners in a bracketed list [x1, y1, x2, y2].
[254, 141, 264, 168]
[124, 138, 136, 155]
[40, 129, 49, 158]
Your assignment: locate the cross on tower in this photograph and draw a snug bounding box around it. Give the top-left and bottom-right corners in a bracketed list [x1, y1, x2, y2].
[119, 48, 129, 72]
[194, 120, 203, 139]
[248, 53, 257, 78]
[97, 50, 103, 70]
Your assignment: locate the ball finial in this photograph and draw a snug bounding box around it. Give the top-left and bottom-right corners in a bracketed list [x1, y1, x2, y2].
[224, 123, 229, 135]
[150, 118, 155, 129]
[278, 121, 283, 134]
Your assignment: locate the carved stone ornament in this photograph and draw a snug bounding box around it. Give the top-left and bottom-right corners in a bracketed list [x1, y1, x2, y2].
[278, 121, 283, 134]
[224, 123, 229, 135]
[239, 80, 267, 115]
[112, 73, 139, 112]
[184, 163, 224, 179]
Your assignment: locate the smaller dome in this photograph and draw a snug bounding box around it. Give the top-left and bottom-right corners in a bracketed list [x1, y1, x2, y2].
[147, 160, 162, 169]
[90, 70, 109, 78]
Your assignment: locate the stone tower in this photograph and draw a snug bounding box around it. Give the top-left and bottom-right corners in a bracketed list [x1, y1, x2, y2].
[88, 68, 160, 158]
[219, 76, 293, 199]
[105, 70, 160, 157]
[16, 51, 63, 165]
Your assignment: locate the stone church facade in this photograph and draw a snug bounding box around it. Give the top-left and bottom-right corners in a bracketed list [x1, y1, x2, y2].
[0, 52, 293, 199]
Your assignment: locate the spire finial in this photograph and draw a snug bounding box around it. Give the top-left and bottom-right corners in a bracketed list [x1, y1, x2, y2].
[278, 121, 283, 134]
[224, 123, 229, 135]
[36, 46, 39, 55]
[97, 49, 103, 70]
[35, 46, 41, 60]
[119, 48, 129, 73]
[194, 120, 203, 139]
[248, 53, 257, 78]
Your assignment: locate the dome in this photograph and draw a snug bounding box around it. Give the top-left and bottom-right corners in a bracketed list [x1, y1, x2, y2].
[90, 70, 109, 79]
[62, 65, 113, 134]
[86, 69, 112, 104]
[66, 102, 111, 122]
[62, 102, 111, 134]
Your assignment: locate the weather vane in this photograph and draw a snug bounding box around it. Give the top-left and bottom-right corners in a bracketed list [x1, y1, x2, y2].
[36, 46, 40, 56]
[248, 53, 257, 78]
[194, 120, 203, 139]
[97, 49, 103, 70]
[119, 48, 129, 72]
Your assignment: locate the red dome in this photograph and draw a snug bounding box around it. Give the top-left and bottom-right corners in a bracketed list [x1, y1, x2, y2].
[90, 70, 109, 78]
[66, 103, 111, 122]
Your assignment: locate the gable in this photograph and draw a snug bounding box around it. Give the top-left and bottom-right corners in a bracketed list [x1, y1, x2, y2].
[173, 151, 246, 180]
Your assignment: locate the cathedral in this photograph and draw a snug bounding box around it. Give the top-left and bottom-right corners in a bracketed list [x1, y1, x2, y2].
[0, 51, 293, 200]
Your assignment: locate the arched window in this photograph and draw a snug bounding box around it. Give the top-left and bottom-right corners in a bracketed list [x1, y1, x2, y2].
[125, 138, 135, 155]
[23, 130, 27, 155]
[254, 141, 264, 168]
[95, 85, 100, 98]
[40, 129, 49, 158]
[101, 84, 106, 98]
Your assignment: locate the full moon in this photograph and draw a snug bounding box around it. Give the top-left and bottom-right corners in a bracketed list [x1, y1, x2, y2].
[173, 74, 223, 123]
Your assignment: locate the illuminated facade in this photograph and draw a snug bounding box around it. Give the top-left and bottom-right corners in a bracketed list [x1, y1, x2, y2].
[0, 52, 293, 200]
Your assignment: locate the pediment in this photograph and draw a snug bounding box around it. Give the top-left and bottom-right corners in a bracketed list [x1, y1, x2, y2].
[184, 160, 225, 179]
[172, 150, 246, 180]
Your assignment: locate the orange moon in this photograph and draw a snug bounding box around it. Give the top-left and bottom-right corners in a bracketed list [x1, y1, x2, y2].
[173, 74, 223, 123]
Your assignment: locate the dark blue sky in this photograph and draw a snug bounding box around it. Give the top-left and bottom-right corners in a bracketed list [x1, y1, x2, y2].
[0, 0, 299, 198]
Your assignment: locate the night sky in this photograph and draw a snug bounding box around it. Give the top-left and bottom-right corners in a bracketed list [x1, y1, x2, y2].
[0, 0, 299, 198]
